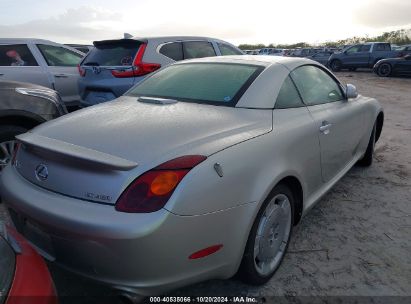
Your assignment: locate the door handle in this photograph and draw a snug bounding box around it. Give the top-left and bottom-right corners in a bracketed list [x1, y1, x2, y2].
[54, 74, 69, 78]
[319, 121, 332, 134]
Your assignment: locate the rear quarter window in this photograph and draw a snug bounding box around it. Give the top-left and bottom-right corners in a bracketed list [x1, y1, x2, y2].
[275, 76, 304, 109]
[159, 42, 183, 61]
[217, 43, 243, 55]
[0, 44, 38, 66]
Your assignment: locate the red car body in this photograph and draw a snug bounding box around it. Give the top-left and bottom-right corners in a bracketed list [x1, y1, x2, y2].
[3, 226, 57, 304]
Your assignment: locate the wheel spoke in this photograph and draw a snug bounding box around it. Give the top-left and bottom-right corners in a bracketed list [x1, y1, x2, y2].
[253, 193, 292, 276]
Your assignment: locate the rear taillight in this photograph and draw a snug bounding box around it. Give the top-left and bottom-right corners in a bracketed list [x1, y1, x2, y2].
[111, 43, 161, 78]
[77, 64, 86, 77]
[115, 155, 207, 213]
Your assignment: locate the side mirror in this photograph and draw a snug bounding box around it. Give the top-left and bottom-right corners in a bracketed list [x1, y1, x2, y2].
[345, 84, 358, 99]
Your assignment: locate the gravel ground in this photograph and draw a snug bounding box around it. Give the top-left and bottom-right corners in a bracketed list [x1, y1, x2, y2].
[1, 71, 410, 303]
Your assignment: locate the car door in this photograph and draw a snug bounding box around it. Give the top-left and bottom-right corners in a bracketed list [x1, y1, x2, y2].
[343, 45, 370, 67]
[35, 44, 84, 105]
[291, 65, 364, 182]
[273, 75, 323, 198]
[0, 44, 50, 88]
[394, 56, 411, 75]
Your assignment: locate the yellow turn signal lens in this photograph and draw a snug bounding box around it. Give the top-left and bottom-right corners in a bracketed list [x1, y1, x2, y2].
[150, 171, 179, 195]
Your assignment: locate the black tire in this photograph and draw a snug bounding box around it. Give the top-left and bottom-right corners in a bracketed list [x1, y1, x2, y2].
[239, 184, 294, 285]
[348, 67, 357, 71]
[0, 125, 28, 203]
[377, 63, 392, 77]
[0, 125, 28, 169]
[357, 123, 376, 167]
[330, 60, 342, 72]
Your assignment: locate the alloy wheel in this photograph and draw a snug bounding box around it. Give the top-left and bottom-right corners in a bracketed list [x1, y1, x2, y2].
[253, 194, 292, 276]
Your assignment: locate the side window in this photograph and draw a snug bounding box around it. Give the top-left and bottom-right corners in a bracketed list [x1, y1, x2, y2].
[275, 76, 304, 109]
[361, 45, 371, 52]
[346, 45, 362, 54]
[37, 44, 83, 67]
[375, 44, 386, 51]
[0, 44, 38, 66]
[217, 43, 243, 55]
[385, 44, 391, 51]
[291, 65, 344, 106]
[183, 41, 216, 59]
[159, 42, 183, 61]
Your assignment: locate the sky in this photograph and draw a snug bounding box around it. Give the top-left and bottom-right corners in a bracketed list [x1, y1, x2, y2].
[0, 0, 410, 46]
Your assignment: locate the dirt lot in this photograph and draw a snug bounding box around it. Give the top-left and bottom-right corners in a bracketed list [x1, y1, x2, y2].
[1, 71, 410, 303]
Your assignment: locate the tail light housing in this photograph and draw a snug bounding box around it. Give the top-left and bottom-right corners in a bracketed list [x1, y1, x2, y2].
[111, 44, 161, 78]
[115, 155, 207, 213]
[77, 64, 86, 77]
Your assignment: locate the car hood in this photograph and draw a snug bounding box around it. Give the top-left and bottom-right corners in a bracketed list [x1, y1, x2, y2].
[15, 96, 272, 204]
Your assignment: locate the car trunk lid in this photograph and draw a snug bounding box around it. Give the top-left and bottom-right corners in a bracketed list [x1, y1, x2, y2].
[14, 97, 272, 204]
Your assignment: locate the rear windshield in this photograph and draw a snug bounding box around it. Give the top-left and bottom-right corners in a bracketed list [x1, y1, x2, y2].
[127, 63, 263, 106]
[83, 40, 142, 67]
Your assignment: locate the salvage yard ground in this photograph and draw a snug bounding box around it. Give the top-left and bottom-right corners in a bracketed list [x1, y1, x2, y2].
[1, 71, 410, 303]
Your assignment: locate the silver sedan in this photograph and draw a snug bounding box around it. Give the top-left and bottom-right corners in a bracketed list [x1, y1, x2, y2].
[1, 56, 383, 296]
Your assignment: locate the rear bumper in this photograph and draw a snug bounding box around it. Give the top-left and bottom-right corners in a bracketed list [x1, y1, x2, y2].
[0, 165, 255, 296]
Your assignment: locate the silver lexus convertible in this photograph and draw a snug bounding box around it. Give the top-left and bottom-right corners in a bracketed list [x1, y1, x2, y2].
[1, 56, 383, 296]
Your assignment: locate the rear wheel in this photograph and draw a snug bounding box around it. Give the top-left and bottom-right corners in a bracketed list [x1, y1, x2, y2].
[377, 63, 392, 77]
[330, 60, 342, 72]
[239, 184, 294, 285]
[0, 125, 28, 171]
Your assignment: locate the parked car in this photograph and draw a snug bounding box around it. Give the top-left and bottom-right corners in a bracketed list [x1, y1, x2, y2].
[1, 56, 383, 297]
[0, 225, 57, 304]
[78, 36, 243, 107]
[395, 44, 411, 57]
[308, 51, 333, 65]
[65, 44, 94, 54]
[328, 42, 398, 71]
[283, 49, 294, 56]
[0, 81, 67, 171]
[373, 54, 411, 77]
[272, 49, 287, 56]
[291, 48, 315, 57]
[258, 48, 274, 55]
[0, 39, 84, 107]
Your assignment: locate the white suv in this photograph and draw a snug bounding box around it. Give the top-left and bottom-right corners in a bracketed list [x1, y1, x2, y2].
[0, 39, 85, 107]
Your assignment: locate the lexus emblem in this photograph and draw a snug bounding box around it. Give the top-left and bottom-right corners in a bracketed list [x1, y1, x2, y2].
[35, 164, 49, 181]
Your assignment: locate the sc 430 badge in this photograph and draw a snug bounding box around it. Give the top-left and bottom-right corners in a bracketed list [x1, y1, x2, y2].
[85, 192, 112, 202]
